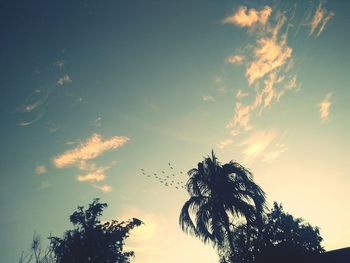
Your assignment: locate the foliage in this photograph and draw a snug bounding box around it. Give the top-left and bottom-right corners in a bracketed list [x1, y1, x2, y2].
[230, 202, 324, 263]
[179, 151, 266, 261]
[49, 199, 142, 263]
[20, 199, 142, 263]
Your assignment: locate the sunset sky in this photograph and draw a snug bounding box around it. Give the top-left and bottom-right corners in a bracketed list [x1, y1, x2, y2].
[1, 0, 349, 262]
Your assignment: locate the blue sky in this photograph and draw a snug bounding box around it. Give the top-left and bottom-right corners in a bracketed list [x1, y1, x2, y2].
[1, 1, 349, 262]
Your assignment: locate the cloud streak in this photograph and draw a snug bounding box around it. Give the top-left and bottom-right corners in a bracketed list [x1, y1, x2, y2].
[227, 55, 245, 65]
[94, 184, 112, 193]
[310, 2, 334, 37]
[53, 133, 129, 192]
[202, 95, 216, 102]
[319, 92, 332, 122]
[53, 133, 129, 168]
[77, 167, 108, 182]
[217, 139, 234, 149]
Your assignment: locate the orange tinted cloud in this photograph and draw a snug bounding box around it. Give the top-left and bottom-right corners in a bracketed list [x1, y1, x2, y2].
[35, 165, 47, 175]
[246, 35, 292, 85]
[53, 133, 129, 168]
[77, 167, 108, 182]
[227, 55, 245, 64]
[310, 3, 334, 37]
[94, 184, 112, 193]
[223, 6, 272, 27]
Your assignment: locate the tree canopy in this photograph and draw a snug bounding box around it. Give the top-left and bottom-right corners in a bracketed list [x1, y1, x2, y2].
[179, 151, 266, 261]
[49, 199, 142, 263]
[20, 199, 142, 263]
[230, 202, 324, 263]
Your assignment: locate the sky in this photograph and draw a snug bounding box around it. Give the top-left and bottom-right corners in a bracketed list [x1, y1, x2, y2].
[0, 0, 349, 262]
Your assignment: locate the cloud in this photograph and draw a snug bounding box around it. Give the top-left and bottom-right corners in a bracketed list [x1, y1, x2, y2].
[55, 60, 65, 68]
[262, 144, 288, 162]
[217, 139, 234, 149]
[226, 102, 254, 131]
[240, 130, 277, 163]
[223, 6, 272, 27]
[227, 55, 245, 64]
[35, 165, 47, 175]
[93, 117, 102, 127]
[310, 2, 334, 37]
[319, 92, 332, 122]
[57, 74, 72, 85]
[246, 34, 292, 85]
[17, 89, 50, 126]
[52, 133, 128, 191]
[202, 95, 216, 102]
[223, 7, 300, 137]
[94, 184, 112, 193]
[77, 167, 108, 182]
[53, 133, 129, 168]
[236, 89, 249, 99]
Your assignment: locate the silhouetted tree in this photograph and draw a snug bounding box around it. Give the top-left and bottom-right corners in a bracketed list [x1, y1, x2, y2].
[179, 151, 266, 261]
[20, 199, 142, 263]
[230, 202, 324, 263]
[49, 199, 142, 263]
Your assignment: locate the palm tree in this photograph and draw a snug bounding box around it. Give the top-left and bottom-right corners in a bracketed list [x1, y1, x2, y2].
[179, 151, 266, 261]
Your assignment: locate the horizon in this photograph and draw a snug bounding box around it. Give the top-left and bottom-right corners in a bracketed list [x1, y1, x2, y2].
[1, 1, 349, 262]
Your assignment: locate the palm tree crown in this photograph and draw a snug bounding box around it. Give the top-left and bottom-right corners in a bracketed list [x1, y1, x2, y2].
[179, 151, 266, 259]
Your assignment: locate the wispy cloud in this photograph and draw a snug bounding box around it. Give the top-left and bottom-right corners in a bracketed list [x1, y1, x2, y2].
[236, 89, 249, 99]
[262, 144, 288, 162]
[310, 2, 334, 37]
[92, 117, 102, 127]
[77, 167, 108, 182]
[223, 5, 300, 140]
[57, 74, 72, 85]
[202, 95, 216, 102]
[319, 92, 332, 122]
[217, 139, 234, 149]
[94, 184, 112, 193]
[17, 61, 77, 126]
[35, 165, 47, 175]
[53, 133, 129, 168]
[219, 2, 332, 164]
[52, 133, 129, 192]
[226, 102, 254, 131]
[240, 130, 277, 163]
[223, 6, 272, 28]
[55, 60, 65, 68]
[227, 55, 245, 65]
[246, 33, 292, 85]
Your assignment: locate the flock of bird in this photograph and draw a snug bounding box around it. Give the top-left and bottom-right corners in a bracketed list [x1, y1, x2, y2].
[139, 163, 187, 190]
